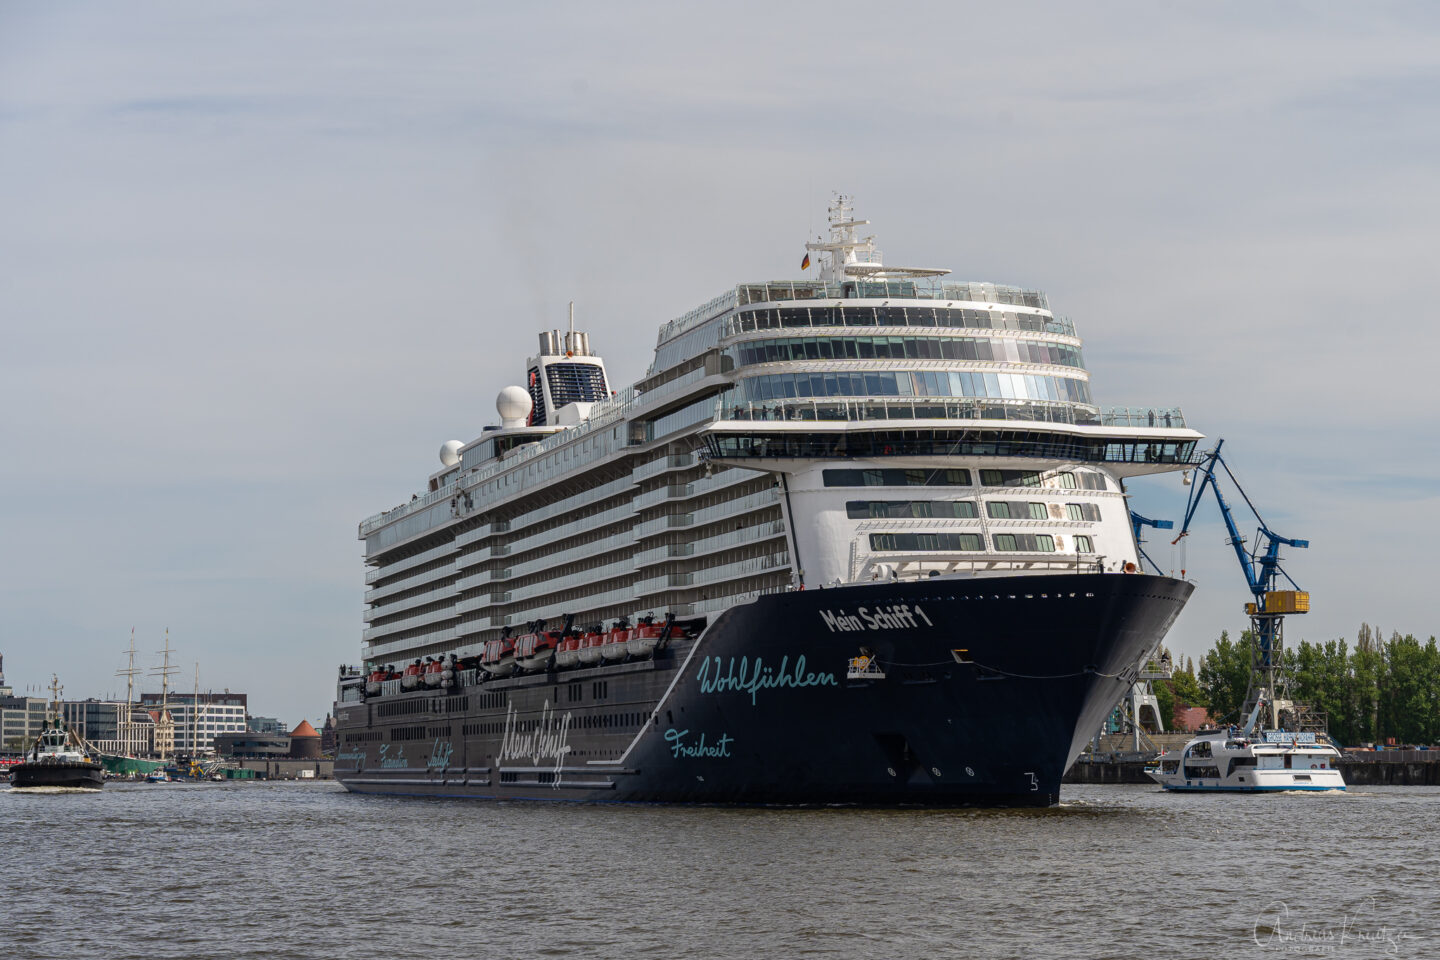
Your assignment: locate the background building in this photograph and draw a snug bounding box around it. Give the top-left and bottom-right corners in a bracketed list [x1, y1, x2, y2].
[248, 715, 285, 736]
[0, 695, 47, 753]
[288, 720, 320, 759]
[138, 691, 248, 755]
[213, 731, 291, 758]
[61, 699, 154, 756]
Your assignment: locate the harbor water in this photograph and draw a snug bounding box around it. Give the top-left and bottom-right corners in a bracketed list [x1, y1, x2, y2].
[3, 781, 1434, 959]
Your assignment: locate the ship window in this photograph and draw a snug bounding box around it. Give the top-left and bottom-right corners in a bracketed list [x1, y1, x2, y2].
[1066, 503, 1101, 522]
[985, 501, 1047, 520]
[992, 533, 1056, 552]
[824, 468, 971, 487]
[869, 532, 984, 552]
[1073, 535, 1093, 552]
[1057, 472, 1078, 489]
[847, 500, 977, 520]
[980, 469, 1042, 487]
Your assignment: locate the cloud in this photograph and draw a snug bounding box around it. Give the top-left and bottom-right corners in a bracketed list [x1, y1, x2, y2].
[2, 2, 1438, 718]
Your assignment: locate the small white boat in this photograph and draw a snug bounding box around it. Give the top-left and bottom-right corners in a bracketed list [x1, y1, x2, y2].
[1147, 728, 1346, 792]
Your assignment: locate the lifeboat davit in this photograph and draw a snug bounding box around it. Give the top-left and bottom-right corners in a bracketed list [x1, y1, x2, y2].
[400, 659, 423, 691]
[577, 627, 605, 666]
[516, 627, 559, 673]
[480, 634, 517, 677]
[601, 618, 631, 662]
[626, 615, 667, 659]
[554, 631, 581, 669]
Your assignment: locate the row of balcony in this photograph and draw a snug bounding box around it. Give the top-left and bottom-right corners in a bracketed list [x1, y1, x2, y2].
[454, 520, 510, 549]
[501, 474, 638, 538]
[505, 528, 637, 581]
[456, 543, 509, 572]
[362, 604, 459, 644]
[503, 557, 637, 606]
[364, 582, 459, 624]
[364, 560, 457, 604]
[362, 624, 459, 661]
[364, 540, 459, 585]
[504, 501, 637, 558]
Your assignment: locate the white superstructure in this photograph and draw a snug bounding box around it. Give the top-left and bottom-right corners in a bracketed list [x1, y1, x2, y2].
[355, 199, 1203, 670]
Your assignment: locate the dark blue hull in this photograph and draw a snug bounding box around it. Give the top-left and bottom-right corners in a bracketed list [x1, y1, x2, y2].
[333, 573, 1191, 806]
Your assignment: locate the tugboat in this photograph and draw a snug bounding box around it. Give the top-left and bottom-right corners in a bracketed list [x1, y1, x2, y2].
[11, 676, 106, 790]
[1147, 696, 1346, 792]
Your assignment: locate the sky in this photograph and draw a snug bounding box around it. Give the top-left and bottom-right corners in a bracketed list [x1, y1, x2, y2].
[2, 2, 1437, 723]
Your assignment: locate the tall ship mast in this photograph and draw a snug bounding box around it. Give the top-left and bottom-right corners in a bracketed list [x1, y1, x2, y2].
[332, 198, 1200, 805]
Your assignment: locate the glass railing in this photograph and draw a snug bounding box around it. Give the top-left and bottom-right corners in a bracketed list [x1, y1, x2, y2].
[1100, 407, 1187, 428]
[732, 279, 1050, 311]
[710, 397, 1186, 430]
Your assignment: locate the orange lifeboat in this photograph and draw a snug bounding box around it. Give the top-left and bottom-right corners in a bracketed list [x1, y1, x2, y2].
[516, 619, 560, 673]
[601, 617, 631, 663]
[365, 665, 397, 696]
[423, 657, 446, 688]
[480, 631, 517, 677]
[626, 614, 668, 659]
[577, 626, 605, 666]
[554, 630, 582, 669]
[400, 659, 424, 691]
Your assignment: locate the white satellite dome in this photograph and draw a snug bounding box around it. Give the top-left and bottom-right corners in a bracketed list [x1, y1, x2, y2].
[497, 385, 533, 427]
[439, 440, 463, 467]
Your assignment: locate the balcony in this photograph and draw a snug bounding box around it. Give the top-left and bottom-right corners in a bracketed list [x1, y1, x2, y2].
[632, 453, 695, 482]
[457, 568, 509, 591]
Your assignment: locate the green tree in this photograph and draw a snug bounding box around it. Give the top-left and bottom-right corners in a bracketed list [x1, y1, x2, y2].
[1199, 630, 1254, 723]
[1170, 664, 1206, 711]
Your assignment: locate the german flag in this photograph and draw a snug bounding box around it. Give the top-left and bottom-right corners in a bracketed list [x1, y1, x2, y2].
[800, 252, 811, 270]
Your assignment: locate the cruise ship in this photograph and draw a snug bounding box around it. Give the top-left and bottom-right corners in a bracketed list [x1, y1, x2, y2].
[332, 198, 1200, 805]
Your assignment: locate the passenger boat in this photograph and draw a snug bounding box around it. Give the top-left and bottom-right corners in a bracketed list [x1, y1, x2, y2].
[332, 197, 1201, 805]
[1147, 698, 1346, 792]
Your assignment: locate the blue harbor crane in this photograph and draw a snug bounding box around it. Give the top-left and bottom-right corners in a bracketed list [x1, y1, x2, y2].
[1129, 511, 1174, 575]
[1170, 438, 1312, 731]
